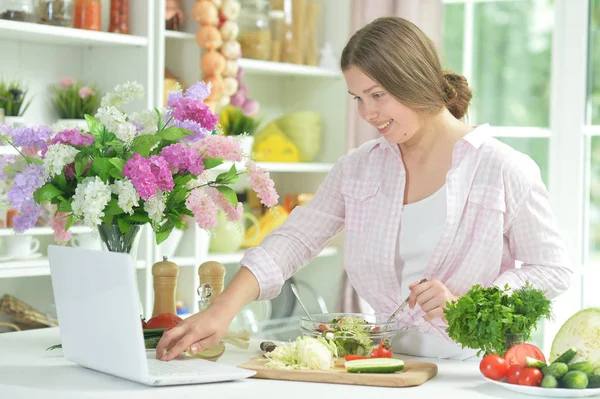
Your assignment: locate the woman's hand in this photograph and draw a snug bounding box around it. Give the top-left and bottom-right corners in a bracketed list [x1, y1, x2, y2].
[155, 302, 234, 361]
[408, 279, 459, 322]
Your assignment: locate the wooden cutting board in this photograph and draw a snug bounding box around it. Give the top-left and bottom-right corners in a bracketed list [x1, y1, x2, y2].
[238, 357, 438, 387]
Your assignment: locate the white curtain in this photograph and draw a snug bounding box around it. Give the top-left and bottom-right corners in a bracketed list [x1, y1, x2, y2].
[338, 0, 444, 313]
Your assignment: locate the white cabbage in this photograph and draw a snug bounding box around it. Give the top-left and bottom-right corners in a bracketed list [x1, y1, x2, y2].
[550, 308, 600, 367]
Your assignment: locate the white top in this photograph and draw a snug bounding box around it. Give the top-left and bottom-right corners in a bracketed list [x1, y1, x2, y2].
[392, 185, 478, 360]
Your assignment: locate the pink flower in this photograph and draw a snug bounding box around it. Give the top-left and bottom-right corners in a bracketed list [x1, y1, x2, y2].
[242, 98, 260, 117]
[160, 143, 204, 175]
[42, 129, 95, 157]
[169, 97, 218, 131]
[51, 212, 72, 244]
[206, 187, 243, 222]
[192, 134, 243, 162]
[149, 155, 174, 192]
[21, 146, 39, 158]
[186, 188, 219, 229]
[123, 153, 159, 200]
[245, 159, 279, 207]
[79, 86, 94, 99]
[59, 77, 76, 87]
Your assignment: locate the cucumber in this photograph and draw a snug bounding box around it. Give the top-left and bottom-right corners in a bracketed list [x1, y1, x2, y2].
[552, 348, 577, 365]
[562, 370, 589, 389]
[525, 356, 547, 369]
[144, 336, 161, 349]
[569, 361, 595, 375]
[541, 375, 559, 388]
[345, 358, 404, 374]
[542, 362, 569, 379]
[588, 373, 600, 389]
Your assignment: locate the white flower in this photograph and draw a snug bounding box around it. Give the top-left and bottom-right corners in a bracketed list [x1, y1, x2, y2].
[144, 191, 167, 226]
[129, 109, 158, 135]
[110, 179, 139, 215]
[71, 176, 112, 229]
[43, 144, 79, 177]
[100, 81, 145, 109]
[95, 106, 137, 145]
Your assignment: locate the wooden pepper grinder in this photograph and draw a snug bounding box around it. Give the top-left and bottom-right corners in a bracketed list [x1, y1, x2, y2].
[152, 256, 179, 316]
[198, 261, 226, 302]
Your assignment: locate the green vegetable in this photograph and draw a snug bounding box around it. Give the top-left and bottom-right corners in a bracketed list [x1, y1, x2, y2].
[542, 362, 569, 379]
[526, 356, 547, 369]
[569, 361, 595, 375]
[552, 348, 577, 365]
[588, 371, 600, 388]
[265, 336, 337, 371]
[444, 282, 552, 356]
[345, 358, 404, 374]
[320, 317, 374, 357]
[144, 336, 161, 349]
[550, 308, 600, 366]
[541, 375, 559, 388]
[562, 370, 589, 389]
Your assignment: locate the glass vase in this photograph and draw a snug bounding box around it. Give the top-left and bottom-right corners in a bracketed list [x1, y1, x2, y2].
[97, 222, 145, 317]
[506, 333, 525, 351]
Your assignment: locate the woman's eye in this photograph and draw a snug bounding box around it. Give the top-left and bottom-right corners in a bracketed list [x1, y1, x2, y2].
[373, 92, 384, 99]
[353, 96, 362, 101]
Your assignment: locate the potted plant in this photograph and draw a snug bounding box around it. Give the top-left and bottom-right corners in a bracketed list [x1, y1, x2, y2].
[218, 105, 261, 158]
[0, 78, 32, 128]
[51, 77, 101, 131]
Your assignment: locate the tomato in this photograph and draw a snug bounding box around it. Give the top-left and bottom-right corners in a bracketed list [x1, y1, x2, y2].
[145, 313, 182, 329]
[506, 364, 523, 385]
[345, 355, 369, 361]
[141, 317, 147, 329]
[504, 343, 546, 368]
[316, 324, 332, 333]
[479, 354, 509, 381]
[517, 367, 543, 387]
[371, 343, 393, 358]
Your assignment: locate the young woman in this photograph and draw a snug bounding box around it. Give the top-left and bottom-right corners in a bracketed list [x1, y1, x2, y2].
[157, 16, 571, 361]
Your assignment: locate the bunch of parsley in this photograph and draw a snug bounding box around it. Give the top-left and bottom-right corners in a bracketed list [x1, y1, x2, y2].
[444, 282, 552, 356]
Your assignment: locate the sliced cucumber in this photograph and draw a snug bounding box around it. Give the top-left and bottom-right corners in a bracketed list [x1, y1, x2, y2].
[552, 348, 577, 365]
[526, 356, 547, 369]
[345, 358, 405, 374]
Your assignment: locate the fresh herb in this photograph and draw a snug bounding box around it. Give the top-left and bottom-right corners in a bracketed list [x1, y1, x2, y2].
[0, 78, 32, 117]
[444, 282, 552, 356]
[218, 105, 261, 136]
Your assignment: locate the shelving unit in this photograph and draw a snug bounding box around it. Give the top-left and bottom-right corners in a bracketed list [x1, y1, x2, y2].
[0, 0, 351, 331]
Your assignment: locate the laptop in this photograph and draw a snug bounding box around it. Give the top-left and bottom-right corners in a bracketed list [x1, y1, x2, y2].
[47, 245, 256, 386]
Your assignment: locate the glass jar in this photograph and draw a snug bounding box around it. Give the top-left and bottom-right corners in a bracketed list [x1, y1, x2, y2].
[73, 0, 100, 31]
[505, 333, 525, 351]
[38, 0, 73, 27]
[109, 0, 129, 34]
[0, 0, 35, 22]
[238, 0, 271, 61]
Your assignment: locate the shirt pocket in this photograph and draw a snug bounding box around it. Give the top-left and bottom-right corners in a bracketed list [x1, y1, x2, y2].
[342, 180, 381, 231]
[467, 185, 506, 212]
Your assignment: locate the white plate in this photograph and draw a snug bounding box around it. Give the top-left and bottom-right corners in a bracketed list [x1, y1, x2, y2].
[484, 377, 600, 397]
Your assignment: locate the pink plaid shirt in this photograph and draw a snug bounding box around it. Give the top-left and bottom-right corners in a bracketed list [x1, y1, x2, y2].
[241, 124, 572, 339]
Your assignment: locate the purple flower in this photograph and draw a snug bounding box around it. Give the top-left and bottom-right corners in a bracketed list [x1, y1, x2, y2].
[160, 143, 204, 175]
[7, 163, 47, 210]
[185, 82, 211, 102]
[12, 199, 42, 233]
[149, 155, 174, 192]
[123, 153, 158, 200]
[42, 129, 95, 157]
[167, 91, 183, 108]
[169, 97, 218, 131]
[0, 155, 15, 179]
[173, 118, 211, 142]
[10, 125, 53, 150]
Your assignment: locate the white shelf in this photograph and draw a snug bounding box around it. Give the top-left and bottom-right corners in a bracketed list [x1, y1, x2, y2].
[0, 226, 92, 237]
[212, 161, 334, 173]
[170, 256, 196, 267]
[0, 258, 146, 278]
[0, 146, 18, 156]
[0, 20, 148, 47]
[164, 30, 195, 40]
[208, 246, 339, 265]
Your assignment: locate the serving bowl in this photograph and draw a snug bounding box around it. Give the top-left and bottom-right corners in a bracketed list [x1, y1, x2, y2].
[300, 313, 400, 357]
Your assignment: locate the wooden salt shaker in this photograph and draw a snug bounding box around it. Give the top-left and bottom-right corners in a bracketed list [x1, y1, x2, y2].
[152, 256, 179, 316]
[198, 261, 226, 302]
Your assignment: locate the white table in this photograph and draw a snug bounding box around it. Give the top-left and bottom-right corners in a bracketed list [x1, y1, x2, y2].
[0, 327, 523, 399]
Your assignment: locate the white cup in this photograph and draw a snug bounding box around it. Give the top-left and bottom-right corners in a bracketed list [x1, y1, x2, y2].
[6, 236, 40, 259]
[71, 233, 102, 251]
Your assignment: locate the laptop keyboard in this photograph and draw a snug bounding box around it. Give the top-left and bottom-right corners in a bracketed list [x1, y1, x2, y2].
[147, 358, 205, 376]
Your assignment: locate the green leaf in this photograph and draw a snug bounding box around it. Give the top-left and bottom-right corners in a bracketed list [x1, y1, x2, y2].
[127, 213, 151, 223]
[167, 188, 189, 207]
[109, 157, 125, 172]
[26, 156, 43, 165]
[65, 214, 76, 231]
[104, 198, 124, 218]
[215, 164, 239, 185]
[33, 183, 63, 203]
[155, 220, 174, 245]
[202, 158, 224, 170]
[109, 168, 124, 179]
[58, 201, 72, 213]
[158, 127, 190, 141]
[117, 218, 130, 234]
[91, 157, 112, 181]
[85, 115, 103, 138]
[173, 174, 194, 186]
[215, 186, 238, 207]
[75, 153, 89, 177]
[130, 135, 161, 157]
[54, 173, 68, 191]
[155, 108, 164, 130]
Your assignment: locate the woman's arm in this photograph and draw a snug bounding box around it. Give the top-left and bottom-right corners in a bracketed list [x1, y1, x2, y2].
[495, 177, 572, 299]
[241, 158, 347, 300]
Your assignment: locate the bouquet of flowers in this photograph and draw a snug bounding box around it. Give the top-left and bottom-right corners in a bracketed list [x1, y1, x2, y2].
[0, 81, 279, 248]
[51, 77, 101, 120]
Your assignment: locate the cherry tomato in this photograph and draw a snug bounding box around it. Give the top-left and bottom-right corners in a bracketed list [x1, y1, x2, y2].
[506, 364, 523, 385]
[517, 367, 543, 387]
[145, 313, 182, 329]
[345, 355, 369, 361]
[504, 343, 546, 368]
[141, 317, 148, 329]
[479, 354, 509, 381]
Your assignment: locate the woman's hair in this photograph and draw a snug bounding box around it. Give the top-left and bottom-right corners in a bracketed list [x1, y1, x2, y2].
[341, 17, 472, 120]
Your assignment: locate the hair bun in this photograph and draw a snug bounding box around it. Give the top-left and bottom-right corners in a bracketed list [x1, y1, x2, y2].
[443, 72, 472, 120]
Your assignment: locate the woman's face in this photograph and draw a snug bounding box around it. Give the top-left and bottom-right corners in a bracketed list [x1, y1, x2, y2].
[344, 66, 423, 144]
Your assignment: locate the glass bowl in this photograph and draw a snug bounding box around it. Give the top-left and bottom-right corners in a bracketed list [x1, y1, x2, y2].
[300, 313, 400, 357]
